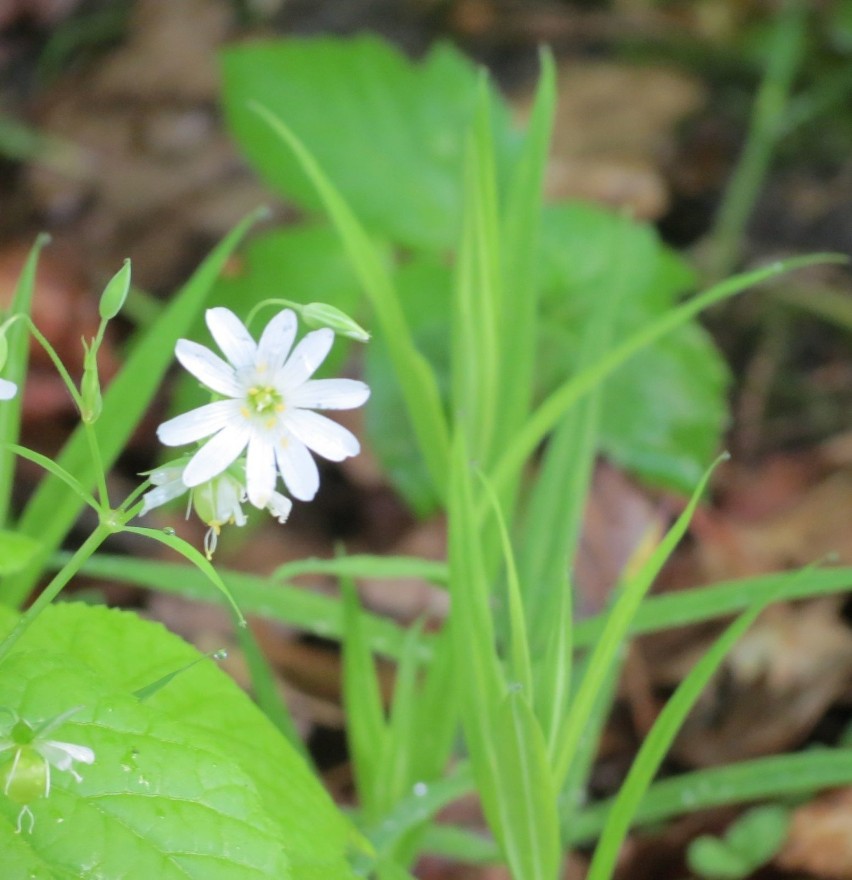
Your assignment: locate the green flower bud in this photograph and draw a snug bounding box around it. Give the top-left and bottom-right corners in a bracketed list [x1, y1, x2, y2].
[300, 302, 370, 342]
[98, 259, 131, 320]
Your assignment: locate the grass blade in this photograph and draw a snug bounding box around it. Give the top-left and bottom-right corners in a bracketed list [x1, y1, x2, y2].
[251, 103, 451, 498]
[342, 578, 389, 819]
[571, 748, 852, 845]
[585, 594, 773, 880]
[491, 253, 847, 497]
[0, 233, 49, 526]
[61, 552, 413, 659]
[554, 456, 723, 786]
[574, 565, 852, 648]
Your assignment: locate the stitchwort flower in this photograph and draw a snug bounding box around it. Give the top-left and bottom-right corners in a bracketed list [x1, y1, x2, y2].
[0, 707, 95, 833]
[140, 459, 293, 558]
[157, 307, 370, 506]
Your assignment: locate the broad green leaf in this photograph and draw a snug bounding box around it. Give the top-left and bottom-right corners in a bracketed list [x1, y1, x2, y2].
[221, 36, 518, 251]
[0, 530, 41, 576]
[0, 603, 353, 879]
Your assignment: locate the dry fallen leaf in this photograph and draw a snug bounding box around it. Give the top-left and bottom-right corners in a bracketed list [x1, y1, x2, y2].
[777, 787, 852, 880]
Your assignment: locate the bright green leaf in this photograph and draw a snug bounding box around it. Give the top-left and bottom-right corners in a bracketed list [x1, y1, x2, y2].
[0, 603, 354, 879]
[221, 36, 518, 251]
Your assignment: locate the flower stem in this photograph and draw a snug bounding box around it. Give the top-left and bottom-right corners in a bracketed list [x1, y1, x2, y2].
[84, 422, 110, 508]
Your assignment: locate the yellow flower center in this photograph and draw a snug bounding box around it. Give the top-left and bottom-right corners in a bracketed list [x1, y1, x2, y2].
[246, 385, 283, 417]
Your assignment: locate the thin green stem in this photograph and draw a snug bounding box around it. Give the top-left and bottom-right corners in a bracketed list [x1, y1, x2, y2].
[84, 421, 110, 508]
[705, 0, 807, 280]
[0, 523, 113, 664]
[23, 316, 83, 411]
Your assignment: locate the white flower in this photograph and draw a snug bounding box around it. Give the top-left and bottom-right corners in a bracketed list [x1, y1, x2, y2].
[139, 461, 191, 517]
[0, 377, 17, 400]
[139, 458, 293, 558]
[157, 307, 369, 507]
[0, 709, 95, 834]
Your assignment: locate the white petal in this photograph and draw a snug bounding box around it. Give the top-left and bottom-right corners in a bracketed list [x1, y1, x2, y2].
[175, 340, 241, 397]
[39, 740, 95, 769]
[256, 310, 297, 374]
[245, 435, 277, 508]
[277, 328, 334, 389]
[267, 491, 293, 523]
[275, 435, 320, 501]
[139, 479, 188, 516]
[286, 410, 359, 462]
[288, 378, 370, 410]
[206, 307, 257, 369]
[147, 463, 186, 486]
[183, 425, 251, 486]
[0, 378, 17, 400]
[157, 400, 240, 446]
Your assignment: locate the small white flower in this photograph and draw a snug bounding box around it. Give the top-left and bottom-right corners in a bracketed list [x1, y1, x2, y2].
[0, 377, 17, 400]
[157, 307, 369, 507]
[0, 709, 95, 834]
[139, 458, 293, 558]
[139, 461, 190, 517]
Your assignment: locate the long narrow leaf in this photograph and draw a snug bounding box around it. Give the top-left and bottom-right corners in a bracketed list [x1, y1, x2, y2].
[342, 578, 389, 819]
[251, 103, 451, 498]
[491, 253, 847, 496]
[123, 526, 244, 624]
[586, 596, 771, 880]
[574, 565, 852, 648]
[0, 233, 49, 526]
[452, 75, 502, 464]
[478, 468, 532, 696]
[570, 749, 852, 845]
[498, 48, 555, 443]
[555, 456, 723, 786]
[492, 691, 561, 880]
[273, 553, 448, 585]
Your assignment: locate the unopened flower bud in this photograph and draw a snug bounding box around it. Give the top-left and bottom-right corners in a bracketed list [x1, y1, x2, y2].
[98, 259, 131, 320]
[301, 302, 370, 342]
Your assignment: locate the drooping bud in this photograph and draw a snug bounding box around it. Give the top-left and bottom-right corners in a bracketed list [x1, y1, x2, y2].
[300, 302, 370, 342]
